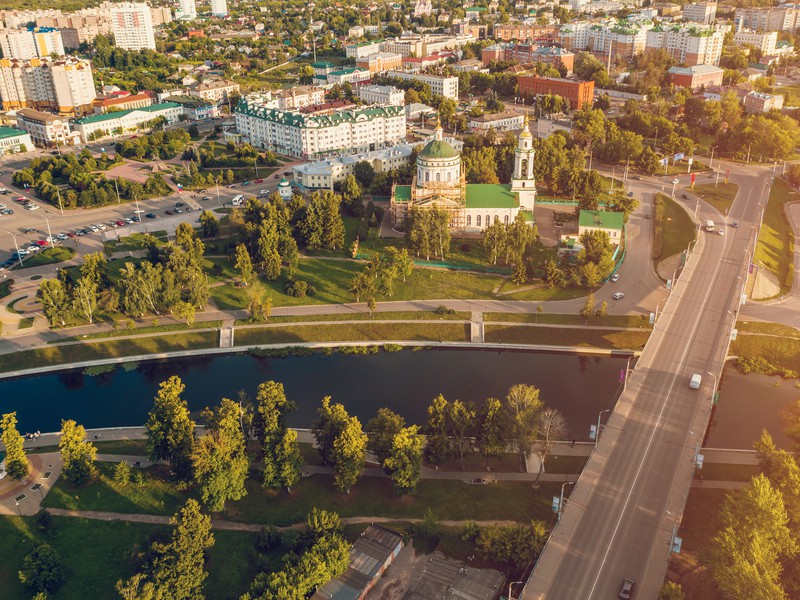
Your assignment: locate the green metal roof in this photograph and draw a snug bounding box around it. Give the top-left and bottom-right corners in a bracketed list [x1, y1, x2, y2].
[394, 185, 411, 202]
[74, 102, 181, 125]
[164, 95, 212, 108]
[465, 184, 517, 209]
[0, 126, 27, 140]
[520, 209, 534, 222]
[235, 100, 403, 129]
[419, 139, 458, 159]
[578, 209, 624, 230]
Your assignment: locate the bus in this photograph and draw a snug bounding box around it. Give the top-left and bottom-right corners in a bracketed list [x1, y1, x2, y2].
[705, 219, 715, 232]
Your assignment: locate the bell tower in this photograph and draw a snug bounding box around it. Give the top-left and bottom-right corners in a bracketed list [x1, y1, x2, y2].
[511, 114, 536, 212]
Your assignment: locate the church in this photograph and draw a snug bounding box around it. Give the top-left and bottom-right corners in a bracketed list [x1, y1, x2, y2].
[390, 115, 536, 233]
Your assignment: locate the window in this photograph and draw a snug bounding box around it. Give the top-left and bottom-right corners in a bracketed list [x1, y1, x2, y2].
[476, 215, 481, 227]
[504, 215, 509, 225]
[486, 215, 490, 225]
[447, 171, 451, 182]
[467, 215, 472, 226]
[436, 172, 440, 182]
[494, 215, 499, 223]
[425, 172, 429, 182]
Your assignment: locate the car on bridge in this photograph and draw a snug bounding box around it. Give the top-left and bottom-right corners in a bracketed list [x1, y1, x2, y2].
[619, 578, 635, 599]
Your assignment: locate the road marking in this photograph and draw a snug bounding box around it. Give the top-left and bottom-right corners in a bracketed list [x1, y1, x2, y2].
[586, 212, 731, 600]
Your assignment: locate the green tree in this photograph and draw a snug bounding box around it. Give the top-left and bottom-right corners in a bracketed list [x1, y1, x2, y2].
[366, 408, 406, 468]
[386, 246, 413, 283]
[505, 384, 542, 466]
[425, 394, 451, 466]
[710, 474, 795, 600]
[659, 582, 685, 600]
[274, 428, 303, 493]
[581, 293, 595, 319]
[353, 161, 375, 188]
[475, 520, 548, 572]
[0, 412, 29, 480]
[18, 544, 64, 595]
[606, 190, 639, 223]
[476, 397, 506, 468]
[544, 259, 566, 289]
[59, 419, 97, 486]
[81, 252, 108, 289]
[341, 174, 362, 214]
[348, 271, 374, 302]
[72, 277, 98, 324]
[38, 278, 70, 327]
[331, 415, 367, 493]
[145, 376, 196, 481]
[312, 396, 350, 466]
[199, 210, 219, 237]
[234, 243, 255, 286]
[254, 381, 301, 491]
[483, 219, 507, 265]
[448, 400, 475, 471]
[192, 399, 249, 512]
[384, 425, 425, 495]
[307, 507, 342, 537]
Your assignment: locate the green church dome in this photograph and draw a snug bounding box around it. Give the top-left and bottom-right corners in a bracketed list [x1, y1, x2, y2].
[418, 139, 458, 159]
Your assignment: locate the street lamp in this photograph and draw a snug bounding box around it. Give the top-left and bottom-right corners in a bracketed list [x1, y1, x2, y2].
[15, 500, 20, 516]
[5, 230, 24, 269]
[43, 215, 54, 249]
[623, 355, 635, 390]
[707, 371, 718, 395]
[671, 178, 680, 199]
[559, 481, 575, 521]
[595, 409, 611, 445]
[508, 580, 524, 600]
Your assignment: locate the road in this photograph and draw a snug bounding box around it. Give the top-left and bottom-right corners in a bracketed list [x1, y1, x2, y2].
[520, 162, 769, 600]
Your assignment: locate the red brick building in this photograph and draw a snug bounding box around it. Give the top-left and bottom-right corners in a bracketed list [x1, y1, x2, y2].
[517, 76, 594, 109]
[667, 64, 723, 90]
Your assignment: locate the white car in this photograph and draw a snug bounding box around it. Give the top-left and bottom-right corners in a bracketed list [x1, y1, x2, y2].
[718, 228, 724, 236]
[612, 292, 625, 300]
[26, 245, 39, 253]
[25, 204, 39, 210]
[611, 273, 620, 282]
[56, 233, 68, 240]
[88, 224, 99, 232]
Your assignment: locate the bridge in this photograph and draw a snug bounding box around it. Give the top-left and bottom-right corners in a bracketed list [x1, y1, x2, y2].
[520, 166, 769, 600]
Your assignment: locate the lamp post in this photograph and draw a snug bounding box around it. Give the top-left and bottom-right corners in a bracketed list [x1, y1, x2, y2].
[624, 355, 635, 390]
[15, 500, 20, 516]
[709, 146, 715, 169]
[671, 178, 679, 199]
[254, 156, 259, 179]
[508, 580, 524, 600]
[707, 370, 718, 396]
[5, 230, 23, 269]
[215, 176, 222, 208]
[595, 409, 611, 445]
[559, 481, 575, 521]
[43, 215, 54, 249]
[114, 177, 121, 204]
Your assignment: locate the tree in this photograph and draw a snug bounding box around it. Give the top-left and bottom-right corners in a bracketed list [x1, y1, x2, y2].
[59, 419, 97, 486]
[192, 399, 248, 512]
[331, 415, 367, 493]
[234, 243, 255, 286]
[348, 271, 374, 302]
[505, 384, 542, 467]
[274, 428, 303, 493]
[448, 400, 475, 471]
[367, 408, 406, 468]
[312, 396, 350, 466]
[307, 507, 342, 538]
[544, 259, 566, 289]
[659, 582, 685, 600]
[476, 397, 506, 468]
[353, 161, 375, 188]
[581, 293, 595, 319]
[199, 210, 219, 237]
[425, 394, 451, 466]
[19, 544, 64, 594]
[606, 190, 639, 223]
[81, 252, 108, 289]
[145, 376, 196, 481]
[534, 408, 568, 482]
[386, 246, 413, 283]
[72, 277, 98, 324]
[341, 174, 362, 215]
[475, 520, 548, 572]
[254, 381, 301, 491]
[483, 219, 507, 265]
[1, 412, 29, 480]
[710, 474, 795, 600]
[38, 279, 70, 327]
[384, 425, 425, 494]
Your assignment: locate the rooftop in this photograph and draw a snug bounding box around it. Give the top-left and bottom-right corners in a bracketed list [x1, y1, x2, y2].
[74, 102, 181, 125]
[0, 126, 28, 140]
[419, 138, 459, 159]
[578, 209, 624, 230]
[465, 184, 518, 209]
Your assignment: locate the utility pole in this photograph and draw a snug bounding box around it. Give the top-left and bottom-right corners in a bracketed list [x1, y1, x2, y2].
[709, 146, 715, 169]
[746, 144, 752, 164]
[114, 177, 121, 204]
[56, 188, 63, 215]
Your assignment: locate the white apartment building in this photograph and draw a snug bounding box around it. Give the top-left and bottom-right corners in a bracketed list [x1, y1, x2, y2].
[235, 95, 407, 160]
[176, 0, 197, 20]
[264, 86, 326, 110]
[188, 79, 240, 103]
[72, 102, 183, 142]
[15, 108, 74, 146]
[210, 0, 228, 17]
[357, 84, 405, 106]
[385, 71, 459, 100]
[348, 26, 365, 38]
[468, 110, 524, 133]
[0, 27, 65, 60]
[682, 1, 717, 25]
[150, 6, 172, 26]
[293, 144, 415, 190]
[364, 25, 383, 35]
[345, 40, 383, 59]
[0, 56, 95, 115]
[110, 2, 156, 51]
[327, 67, 371, 85]
[735, 6, 800, 32]
[645, 25, 724, 66]
[733, 29, 778, 55]
[559, 21, 593, 50]
[589, 22, 652, 58]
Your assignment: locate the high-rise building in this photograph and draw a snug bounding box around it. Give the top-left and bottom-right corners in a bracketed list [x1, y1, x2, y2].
[0, 56, 95, 115]
[645, 25, 724, 66]
[176, 0, 197, 20]
[110, 2, 156, 51]
[682, 2, 717, 25]
[210, 0, 228, 17]
[0, 27, 65, 60]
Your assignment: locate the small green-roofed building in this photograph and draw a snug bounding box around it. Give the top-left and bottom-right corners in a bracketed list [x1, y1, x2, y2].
[394, 185, 412, 203]
[0, 126, 33, 154]
[578, 209, 624, 243]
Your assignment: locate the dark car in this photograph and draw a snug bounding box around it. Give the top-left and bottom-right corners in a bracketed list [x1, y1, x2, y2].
[165, 209, 175, 215]
[619, 578, 635, 599]
[241, 180, 251, 186]
[681, 193, 689, 199]
[175, 202, 185, 207]
[730, 222, 739, 228]
[146, 213, 157, 219]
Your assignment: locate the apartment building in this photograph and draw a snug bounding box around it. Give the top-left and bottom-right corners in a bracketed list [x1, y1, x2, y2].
[210, 0, 228, 17]
[733, 29, 778, 55]
[356, 52, 403, 74]
[176, 0, 197, 20]
[36, 15, 111, 48]
[15, 108, 72, 146]
[589, 22, 652, 60]
[110, 2, 156, 51]
[293, 144, 415, 190]
[93, 91, 154, 114]
[682, 1, 717, 24]
[518, 76, 595, 109]
[744, 91, 784, 113]
[645, 25, 724, 66]
[735, 6, 800, 32]
[559, 21, 594, 51]
[493, 23, 559, 42]
[667, 64, 724, 89]
[235, 95, 407, 160]
[0, 56, 95, 116]
[72, 102, 183, 142]
[481, 43, 574, 74]
[0, 27, 65, 60]
[468, 110, 525, 132]
[266, 86, 326, 110]
[188, 79, 240, 103]
[345, 40, 383, 59]
[327, 67, 371, 85]
[385, 71, 459, 100]
[149, 6, 172, 26]
[357, 84, 405, 106]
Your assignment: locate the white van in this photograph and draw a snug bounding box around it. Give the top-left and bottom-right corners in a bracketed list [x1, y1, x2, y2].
[231, 194, 244, 206]
[689, 373, 702, 389]
[705, 220, 715, 232]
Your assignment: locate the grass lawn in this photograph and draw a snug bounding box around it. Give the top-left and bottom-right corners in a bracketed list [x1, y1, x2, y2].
[0, 279, 13, 300]
[691, 182, 740, 216]
[223, 474, 559, 525]
[484, 312, 651, 328]
[0, 331, 218, 373]
[493, 281, 590, 301]
[730, 333, 800, 374]
[50, 321, 223, 344]
[14, 246, 75, 270]
[655, 193, 696, 264]
[484, 325, 649, 350]
[755, 177, 795, 293]
[249, 311, 472, 324]
[735, 320, 800, 337]
[29, 439, 148, 455]
[0, 515, 258, 600]
[701, 462, 761, 482]
[104, 231, 168, 254]
[234, 322, 470, 345]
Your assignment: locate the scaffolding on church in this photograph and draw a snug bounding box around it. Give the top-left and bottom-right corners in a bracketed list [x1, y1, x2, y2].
[408, 169, 467, 233]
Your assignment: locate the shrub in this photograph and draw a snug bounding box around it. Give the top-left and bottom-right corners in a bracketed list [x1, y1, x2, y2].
[114, 461, 131, 485]
[285, 279, 309, 297]
[19, 544, 64, 594]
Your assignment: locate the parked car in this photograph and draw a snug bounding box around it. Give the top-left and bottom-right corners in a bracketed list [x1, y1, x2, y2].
[175, 202, 185, 207]
[66, 232, 76, 239]
[56, 233, 68, 240]
[718, 228, 724, 236]
[146, 213, 157, 219]
[124, 217, 134, 224]
[165, 209, 175, 215]
[115, 220, 125, 227]
[202, 196, 212, 201]
[36, 240, 48, 247]
[611, 273, 620, 282]
[174, 207, 183, 214]
[254, 178, 263, 184]
[730, 222, 739, 228]
[273, 174, 280, 179]
[0, 209, 12, 215]
[612, 292, 625, 300]
[241, 180, 251, 186]
[25, 204, 39, 210]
